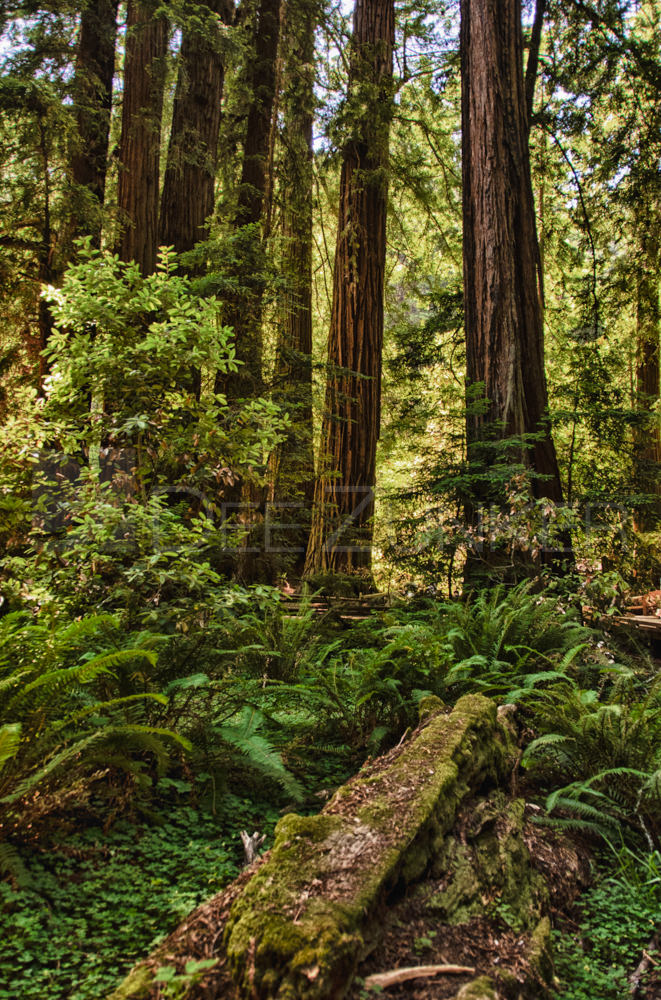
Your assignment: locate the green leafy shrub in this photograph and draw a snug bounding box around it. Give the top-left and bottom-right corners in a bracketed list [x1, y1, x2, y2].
[523, 676, 661, 845]
[0, 809, 241, 1000]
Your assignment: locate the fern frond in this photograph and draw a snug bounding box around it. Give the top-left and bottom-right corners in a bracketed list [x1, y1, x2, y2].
[0, 724, 21, 772]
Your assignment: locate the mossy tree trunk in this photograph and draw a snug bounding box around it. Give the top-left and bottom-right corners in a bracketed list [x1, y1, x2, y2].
[213, 0, 282, 582]
[634, 195, 661, 530]
[304, 0, 395, 577]
[70, 0, 119, 245]
[269, 0, 317, 576]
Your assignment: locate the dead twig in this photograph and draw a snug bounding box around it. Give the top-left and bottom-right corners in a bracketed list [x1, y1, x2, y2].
[363, 964, 476, 990]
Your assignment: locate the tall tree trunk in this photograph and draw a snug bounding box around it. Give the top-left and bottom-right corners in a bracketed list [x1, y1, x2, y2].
[40, 0, 118, 384]
[215, 0, 282, 402]
[117, 0, 168, 275]
[269, 0, 316, 576]
[634, 200, 661, 529]
[213, 0, 281, 583]
[304, 0, 395, 577]
[70, 0, 119, 244]
[159, 0, 233, 256]
[461, 0, 567, 575]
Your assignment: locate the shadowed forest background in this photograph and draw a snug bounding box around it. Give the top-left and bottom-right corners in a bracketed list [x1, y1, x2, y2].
[0, 0, 660, 996]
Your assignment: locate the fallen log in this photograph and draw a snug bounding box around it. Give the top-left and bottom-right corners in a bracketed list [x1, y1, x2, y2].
[109, 694, 514, 1000]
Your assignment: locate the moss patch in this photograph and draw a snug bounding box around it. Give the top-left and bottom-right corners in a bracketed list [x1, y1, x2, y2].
[428, 794, 547, 932]
[454, 976, 497, 1000]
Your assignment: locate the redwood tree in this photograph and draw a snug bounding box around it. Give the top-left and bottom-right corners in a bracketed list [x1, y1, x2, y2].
[269, 0, 317, 573]
[159, 0, 234, 256]
[215, 0, 282, 402]
[305, 0, 395, 576]
[117, 0, 168, 275]
[634, 195, 661, 528]
[460, 0, 566, 568]
[70, 0, 119, 244]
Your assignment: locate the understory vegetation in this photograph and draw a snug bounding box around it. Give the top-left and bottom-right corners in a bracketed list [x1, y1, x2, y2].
[1, 557, 660, 995]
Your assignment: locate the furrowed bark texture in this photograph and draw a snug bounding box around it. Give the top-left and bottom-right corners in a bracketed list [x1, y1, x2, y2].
[461, 0, 564, 532]
[117, 0, 167, 275]
[159, 0, 234, 255]
[269, 0, 317, 573]
[634, 201, 661, 528]
[71, 0, 119, 242]
[305, 0, 394, 576]
[212, 0, 281, 583]
[215, 0, 282, 403]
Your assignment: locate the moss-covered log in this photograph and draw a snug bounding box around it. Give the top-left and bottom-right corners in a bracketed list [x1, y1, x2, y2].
[109, 694, 513, 1000]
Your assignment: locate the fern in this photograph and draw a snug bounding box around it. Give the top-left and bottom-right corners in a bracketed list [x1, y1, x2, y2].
[0, 724, 21, 772]
[217, 708, 303, 802]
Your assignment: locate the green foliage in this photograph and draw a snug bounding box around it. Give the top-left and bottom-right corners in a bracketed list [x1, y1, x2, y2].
[523, 675, 661, 845]
[437, 581, 589, 700]
[0, 809, 241, 1000]
[0, 611, 187, 854]
[553, 850, 661, 1000]
[155, 959, 219, 1000]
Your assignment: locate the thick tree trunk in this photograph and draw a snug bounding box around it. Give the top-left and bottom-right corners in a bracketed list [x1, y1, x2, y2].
[213, 0, 281, 583]
[304, 0, 394, 577]
[70, 0, 119, 244]
[634, 203, 661, 529]
[117, 0, 168, 275]
[39, 0, 118, 383]
[461, 0, 566, 574]
[215, 0, 282, 403]
[159, 0, 234, 256]
[269, 0, 316, 575]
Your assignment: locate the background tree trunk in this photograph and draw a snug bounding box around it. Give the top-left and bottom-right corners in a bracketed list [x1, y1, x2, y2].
[70, 0, 119, 244]
[269, 0, 317, 576]
[461, 0, 566, 573]
[215, 0, 282, 403]
[305, 0, 395, 577]
[213, 0, 282, 582]
[117, 0, 168, 275]
[634, 199, 661, 529]
[159, 0, 234, 257]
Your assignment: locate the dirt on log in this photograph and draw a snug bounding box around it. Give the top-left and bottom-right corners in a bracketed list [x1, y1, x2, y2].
[107, 695, 584, 1000]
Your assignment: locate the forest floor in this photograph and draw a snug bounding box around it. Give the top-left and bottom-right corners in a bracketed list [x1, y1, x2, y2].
[2, 742, 660, 1000]
[2, 592, 660, 1000]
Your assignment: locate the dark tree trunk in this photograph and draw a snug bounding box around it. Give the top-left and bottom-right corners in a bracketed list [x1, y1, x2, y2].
[524, 0, 546, 127]
[215, 0, 282, 403]
[634, 203, 661, 529]
[210, 0, 281, 583]
[71, 0, 119, 244]
[269, 0, 317, 575]
[461, 0, 567, 573]
[159, 0, 234, 256]
[40, 0, 118, 383]
[117, 0, 168, 275]
[304, 0, 395, 577]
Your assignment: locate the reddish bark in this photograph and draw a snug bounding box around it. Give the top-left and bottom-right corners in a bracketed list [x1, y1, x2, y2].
[159, 0, 234, 256]
[305, 0, 395, 575]
[117, 0, 168, 275]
